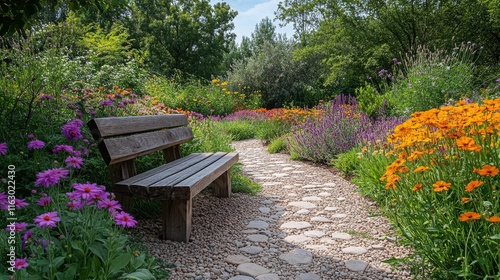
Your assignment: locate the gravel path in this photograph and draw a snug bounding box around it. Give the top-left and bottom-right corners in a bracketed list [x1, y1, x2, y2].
[133, 139, 413, 280]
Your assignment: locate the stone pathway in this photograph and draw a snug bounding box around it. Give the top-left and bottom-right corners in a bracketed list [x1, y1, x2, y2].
[134, 139, 412, 279]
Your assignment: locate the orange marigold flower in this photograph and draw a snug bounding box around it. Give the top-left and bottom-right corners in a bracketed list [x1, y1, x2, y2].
[413, 166, 430, 173]
[473, 165, 500, 177]
[465, 180, 484, 192]
[397, 166, 410, 173]
[488, 215, 500, 223]
[459, 212, 481, 222]
[413, 183, 423, 191]
[433, 181, 451, 192]
[461, 197, 470, 204]
[456, 136, 482, 152]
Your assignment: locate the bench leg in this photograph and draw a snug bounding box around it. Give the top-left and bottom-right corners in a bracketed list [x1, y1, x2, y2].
[114, 193, 133, 212]
[212, 169, 232, 198]
[160, 199, 192, 242]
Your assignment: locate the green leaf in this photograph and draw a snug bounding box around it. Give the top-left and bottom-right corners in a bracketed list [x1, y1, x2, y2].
[118, 269, 155, 280]
[51, 256, 65, 268]
[483, 201, 493, 207]
[109, 253, 132, 274]
[89, 242, 107, 263]
[490, 234, 500, 239]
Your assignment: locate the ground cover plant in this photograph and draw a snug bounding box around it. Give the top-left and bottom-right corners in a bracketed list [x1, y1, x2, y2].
[355, 98, 500, 279]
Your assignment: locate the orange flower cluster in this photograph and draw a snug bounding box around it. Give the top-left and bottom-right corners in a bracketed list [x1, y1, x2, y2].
[380, 98, 500, 224]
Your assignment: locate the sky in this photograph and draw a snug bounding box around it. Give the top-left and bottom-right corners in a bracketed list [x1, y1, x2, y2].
[209, 0, 295, 44]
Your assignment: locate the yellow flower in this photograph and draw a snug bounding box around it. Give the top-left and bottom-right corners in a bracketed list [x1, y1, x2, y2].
[459, 212, 481, 222]
[433, 181, 451, 192]
[413, 166, 430, 173]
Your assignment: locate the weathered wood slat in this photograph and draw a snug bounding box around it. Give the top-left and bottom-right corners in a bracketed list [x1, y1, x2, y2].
[88, 114, 189, 140]
[174, 152, 239, 199]
[99, 126, 194, 165]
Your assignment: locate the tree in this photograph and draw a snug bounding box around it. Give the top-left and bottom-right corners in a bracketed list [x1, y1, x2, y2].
[250, 17, 277, 53]
[128, 0, 237, 79]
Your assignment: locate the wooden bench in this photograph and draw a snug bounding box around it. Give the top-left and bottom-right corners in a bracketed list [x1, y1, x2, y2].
[87, 114, 239, 242]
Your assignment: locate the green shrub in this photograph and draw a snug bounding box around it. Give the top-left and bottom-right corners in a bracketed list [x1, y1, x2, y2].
[356, 83, 387, 118]
[331, 146, 362, 177]
[216, 120, 257, 140]
[387, 43, 477, 115]
[267, 137, 288, 154]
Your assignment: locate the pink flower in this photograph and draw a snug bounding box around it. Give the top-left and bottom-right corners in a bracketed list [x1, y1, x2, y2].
[66, 200, 85, 210]
[52, 144, 74, 154]
[114, 211, 137, 228]
[0, 142, 7, 155]
[62, 120, 83, 141]
[35, 168, 69, 187]
[27, 140, 45, 150]
[1, 198, 30, 210]
[34, 211, 60, 228]
[73, 183, 104, 200]
[36, 196, 52, 206]
[5, 222, 28, 232]
[14, 257, 29, 269]
[97, 198, 122, 213]
[65, 156, 84, 169]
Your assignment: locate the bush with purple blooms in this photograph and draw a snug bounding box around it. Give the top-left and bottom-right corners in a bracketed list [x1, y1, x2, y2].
[0, 119, 161, 279]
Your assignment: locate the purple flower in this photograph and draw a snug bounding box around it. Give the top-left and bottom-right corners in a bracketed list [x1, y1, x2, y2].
[27, 140, 45, 150]
[0, 191, 7, 208]
[62, 120, 83, 141]
[34, 211, 60, 228]
[496, 78, 500, 83]
[100, 100, 114, 107]
[2, 198, 30, 210]
[66, 200, 85, 210]
[35, 168, 69, 188]
[114, 211, 137, 228]
[378, 69, 387, 77]
[72, 183, 104, 200]
[97, 198, 122, 213]
[22, 230, 33, 241]
[5, 222, 28, 232]
[0, 142, 7, 155]
[27, 134, 35, 139]
[53, 144, 74, 154]
[36, 196, 52, 206]
[65, 156, 84, 169]
[14, 257, 29, 269]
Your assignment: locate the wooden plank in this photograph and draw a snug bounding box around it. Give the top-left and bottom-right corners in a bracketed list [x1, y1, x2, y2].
[87, 114, 189, 140]
[160, 199, 192, 242]
[173, 152, 239, 199]
[99, 126, 194, 165]
[212, 169, 231, 198]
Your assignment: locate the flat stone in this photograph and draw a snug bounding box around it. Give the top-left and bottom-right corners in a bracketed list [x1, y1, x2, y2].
[279, 248, 313, 265]
[274, 206, 285, 211]
[345, 260, 369, 272]
[342, 246, 368, 255]
[337, 197, 346, 201]
[284, 235, 312, 243]
[272, 173, 289, 177]
[296, 273, 320, 280]
[318, 192, 332, 197]
[287, 193, 298, 196]
[237, 263, 270, 277]
[305, 244, 328, 250]
[261, 199, 274, 204]
[320, 237, 336, 244]
[311, 216, 332, 222]
[263, 182, 282, 186]
[304, 230, 326, 238]
[331, 232, 352, 240]
[259, 207, 271, 214]
[225, 255, 251, 265]
[332, 213, 347, 218]
[256, 273, 280, 280]
[240, 246, 264, 255]
[282, 167, 294, 171]
[247, 234, 269, 243]
[246, 220, 269, 229]
[280, 221, 312, 229]
[371, 244, 385, 250]
[291, 170, 305, 173]
[302, 196, 322, 201]
[324, 207, 339, 211]
[229, 276, 254, 280]
[296, 209, 310, 215]
[288, 201, 317, 209]
[241, 229, 259, 234]
[323, 183, 337, 187]
[301, 184, 321, 189]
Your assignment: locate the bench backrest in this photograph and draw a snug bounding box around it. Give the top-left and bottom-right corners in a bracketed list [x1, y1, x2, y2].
[87, 114, 194, 188]
[88, 114, 193, 165]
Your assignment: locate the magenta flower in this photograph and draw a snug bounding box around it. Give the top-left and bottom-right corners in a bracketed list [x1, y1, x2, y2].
[65, 156, 84, 169]
[73, 183, 103, 200]
[27, 140, 45, 150]
[62, 120, 83, 141]
[22, 230, 33, 241]
[27, 134, 35, 139]
[35, 168, 69, 188]
[114, 211, 137, 228]
[36, 196, 52, 206]
[0, 142, 7, 155]
[4, 198, 29, 210]
[34, 211, 60, 228]
[14, 257, 29, 269]
[90, 190, 110, 203]
[66, 200, 85, 210]
[52, 144, 74, 154]
[0, 191, 6, 208]
[5, 222, 28, 232]
[97, 198, 122, 213]
[100, 99, 114, 107]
